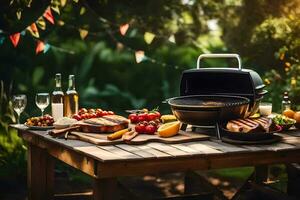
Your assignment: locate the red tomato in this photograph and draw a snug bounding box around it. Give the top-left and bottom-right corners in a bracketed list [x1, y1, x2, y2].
[96, 111, 103, 117]
[108, 111, 114, 115]
[102, 111, 108, 116]
[90, 113, 97, 118]
[88, 108, 95, 113]
[147, 113, 157, 121]
[73, 114, 82, 121]
[135, 124, 146, 133]
[137, 113, 147, 122]
[145, 124, 157, 134]
[79, 108, 88, 114]
[154, 111, 161, 118]
[96, 108, 102, 113]
[129, 114, 138, 123]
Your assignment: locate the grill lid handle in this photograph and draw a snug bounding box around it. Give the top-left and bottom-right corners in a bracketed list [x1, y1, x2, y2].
[197, 53, 242, 70]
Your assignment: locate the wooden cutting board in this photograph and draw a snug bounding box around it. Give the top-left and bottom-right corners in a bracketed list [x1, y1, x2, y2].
[66, 130, 210, 146]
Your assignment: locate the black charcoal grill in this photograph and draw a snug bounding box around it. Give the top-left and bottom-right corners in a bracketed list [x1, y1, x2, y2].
[166, 54, 267, 139]
[180, 54, 266, 116]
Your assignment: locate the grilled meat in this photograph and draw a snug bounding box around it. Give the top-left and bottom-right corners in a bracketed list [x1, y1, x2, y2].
[226, 117, 274, 133]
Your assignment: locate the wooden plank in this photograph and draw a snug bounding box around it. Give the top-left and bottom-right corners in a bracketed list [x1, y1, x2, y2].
[255, 143, 295, 151]
[146, 142, 190, 157]
[116, 144, 156, 158]
[134, 145, 172, 158]
[184, 142, 222, 154]
[71, 129, 209, 145]
[97, 150, 300, 178]
[27, 144, 54, 200]
[202, 140, 248, 153]
[74, 146, 123, 161]
[97, 146, 141, 159]
[171, 143, 200, 154]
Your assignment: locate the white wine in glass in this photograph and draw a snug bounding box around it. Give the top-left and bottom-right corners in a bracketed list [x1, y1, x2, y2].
[36, 93, 50, 116]
[12, 94, 27, 124]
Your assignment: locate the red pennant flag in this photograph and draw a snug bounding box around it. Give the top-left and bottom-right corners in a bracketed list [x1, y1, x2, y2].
[9, 33, 20, 47]
[43, 7, 55, 24]
[36, 40, 45, 54]
[119, 23, 129, 36]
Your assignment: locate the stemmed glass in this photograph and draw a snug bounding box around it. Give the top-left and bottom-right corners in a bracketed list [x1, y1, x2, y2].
[12, 94, 27, 124]
[35, 93, 50, 116]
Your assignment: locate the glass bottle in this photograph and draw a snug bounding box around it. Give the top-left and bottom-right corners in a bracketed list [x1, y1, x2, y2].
[51, 73, 64, 121]
[64, 75, 79, 117]
[282, 91, 291, 112]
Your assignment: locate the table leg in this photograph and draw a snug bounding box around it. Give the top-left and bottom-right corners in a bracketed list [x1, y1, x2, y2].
[254, 165, 269, 183]
[93, 177, 118, 200]
[27, 144, 54, 200]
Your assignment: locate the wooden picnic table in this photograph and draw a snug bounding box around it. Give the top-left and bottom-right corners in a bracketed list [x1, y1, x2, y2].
[11, 124, 300, 200]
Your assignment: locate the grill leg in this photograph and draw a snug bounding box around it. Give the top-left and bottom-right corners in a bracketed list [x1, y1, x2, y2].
[181, 123, 188, 131]
[215, 123, 221, 140]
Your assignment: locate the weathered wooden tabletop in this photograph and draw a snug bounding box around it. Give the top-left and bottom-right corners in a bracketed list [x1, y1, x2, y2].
[11, 124, 300, 200]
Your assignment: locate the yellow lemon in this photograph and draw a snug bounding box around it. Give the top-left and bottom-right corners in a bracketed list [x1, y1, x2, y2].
[158, 121, 181, 138]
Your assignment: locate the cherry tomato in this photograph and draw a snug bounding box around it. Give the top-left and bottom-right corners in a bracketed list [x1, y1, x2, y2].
[135, 123, 146, 133]
[108, 111, 114, 115]
[137, 113, 147, 122]
[129, 113, 138, 123]
[96, 108, 102, 113]
[96, 111, 103, 117]
[145, 124, 157, 134]
[147, 113, 157, 121]
[79, 108, 88, 114]
[72, 114, 82, 121]
[154, 111, 161, 118]
[81, 113, 89, 119]
[88, 108, 95, 113]
[90, 113, 97, 118]
[102, 111, 108, 116]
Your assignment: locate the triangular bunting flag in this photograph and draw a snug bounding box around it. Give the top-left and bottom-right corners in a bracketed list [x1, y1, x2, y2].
[60, 0, 67, 7]
[0, 37, 5, 45]
[120, 23, 129, 36]
[78, 28, 88, 39]
[144, 32, 155, 44]
[43, 7, 55, 24]
[27, 23, 39, 38]
[57, 20, 65, 26]
[51, 5, 60, 15]
[80, 7, 86, 15]
[9, 33, 20, 47]
[168, 35, 176, 43]
[44, 43, 51, 53]
[16, 10, 22, 20]
[36, 17, 46, 30]
[27, 0, 32, 7]
[36, 41, 45, 54]
[135, 50, 145, 63]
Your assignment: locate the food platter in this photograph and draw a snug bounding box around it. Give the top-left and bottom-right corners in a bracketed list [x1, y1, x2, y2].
[221, 135, 281, 145]
[221, 125, 281, 141]
[25, 124, 54, 130]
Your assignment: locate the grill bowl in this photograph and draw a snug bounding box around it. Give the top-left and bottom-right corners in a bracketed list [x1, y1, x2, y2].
[167, 95, 250, 126]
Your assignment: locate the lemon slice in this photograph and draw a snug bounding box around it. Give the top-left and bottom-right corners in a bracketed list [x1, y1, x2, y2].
[158, 121, 181, 138]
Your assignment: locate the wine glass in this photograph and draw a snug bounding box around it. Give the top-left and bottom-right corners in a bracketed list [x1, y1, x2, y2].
[35, 93, 50, 116]
[12, 94, 27, 124]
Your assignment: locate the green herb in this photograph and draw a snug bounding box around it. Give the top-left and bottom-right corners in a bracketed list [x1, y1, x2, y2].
[273, 115, 296, 125]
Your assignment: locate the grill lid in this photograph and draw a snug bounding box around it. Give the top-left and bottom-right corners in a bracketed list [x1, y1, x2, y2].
[180, 54, 264, 96]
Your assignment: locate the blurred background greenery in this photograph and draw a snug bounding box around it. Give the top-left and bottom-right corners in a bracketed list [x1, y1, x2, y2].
[0, 0, 299, 196]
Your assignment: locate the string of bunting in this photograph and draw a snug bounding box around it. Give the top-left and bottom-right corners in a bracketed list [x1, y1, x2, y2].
[0, 5, 75, 54]
[2, 0, 180, 69]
